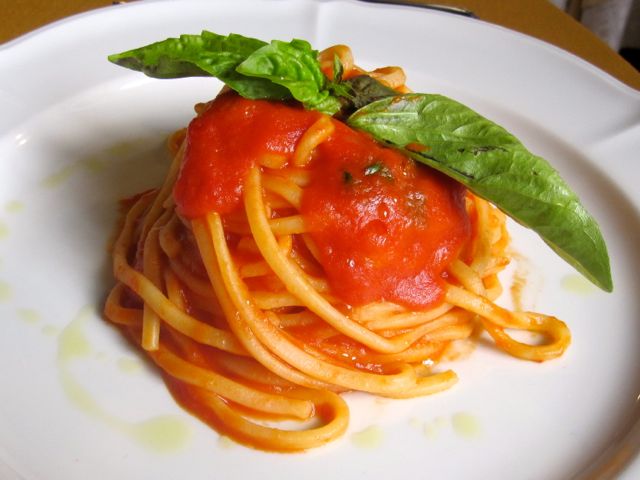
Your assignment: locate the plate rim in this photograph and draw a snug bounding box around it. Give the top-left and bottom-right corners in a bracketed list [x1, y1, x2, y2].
[2, 0, 639, 100]
[0, 1, 639, 479]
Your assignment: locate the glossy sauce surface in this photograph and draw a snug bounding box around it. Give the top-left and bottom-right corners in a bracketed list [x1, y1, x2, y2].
[302, 120, 470, 309]
[174, 93, 470, 309]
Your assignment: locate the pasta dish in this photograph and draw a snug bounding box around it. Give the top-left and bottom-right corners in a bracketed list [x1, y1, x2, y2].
[104, 43, 573, 451]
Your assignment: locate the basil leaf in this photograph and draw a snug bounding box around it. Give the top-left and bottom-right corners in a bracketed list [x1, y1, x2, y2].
[236, 39, 341, 114]
[107, 32, 386, 114]
[344, 75, 397, 110]
[108, 31, 290, 100]
[348, 93, 612, 292]
[326, 57, 353, 101]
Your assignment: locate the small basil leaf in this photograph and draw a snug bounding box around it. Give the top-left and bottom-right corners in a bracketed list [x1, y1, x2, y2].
[327, 56, 353, 100]
[236, 39, 340, 114]
[348, 93, 612, 292]
[108, 31, 290, 100]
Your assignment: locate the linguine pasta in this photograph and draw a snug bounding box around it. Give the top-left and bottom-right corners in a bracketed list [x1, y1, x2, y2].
[104, 45, 570, 451]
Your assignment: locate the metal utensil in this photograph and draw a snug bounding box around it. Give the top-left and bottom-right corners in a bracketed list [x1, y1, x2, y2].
[357, 1, 476, 18]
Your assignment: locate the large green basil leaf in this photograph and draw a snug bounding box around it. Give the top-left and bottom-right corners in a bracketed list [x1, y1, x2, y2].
[348, 93, 612, 292]
[236, 39, 341, 114]
[108, 32, 393, 114]
[107, 31, 290, 100]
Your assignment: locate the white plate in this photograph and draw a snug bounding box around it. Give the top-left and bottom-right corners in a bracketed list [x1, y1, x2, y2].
[1, 1, 639, 479]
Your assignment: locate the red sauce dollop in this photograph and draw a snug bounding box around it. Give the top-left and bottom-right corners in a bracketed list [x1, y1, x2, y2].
[302, 121, 470, 310]
[174, 93, 321, 218]
[174, 93, 470, 310]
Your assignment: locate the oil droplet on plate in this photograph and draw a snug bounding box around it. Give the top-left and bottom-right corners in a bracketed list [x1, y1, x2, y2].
[117, 357, 144, 374]
[57, 306, 101, 417]
[106, 141, 138, 156]
[351, 425, 384, 449]
[0, 221, 8, 240]
[82, 156, 109, 173]
[408, 417, 422, 429]
[17, 308, 41, 324]
[95, 351, 109, 361]
[58, 305, 93, 362]
[129, 416, 192, 453]
[561, 274, 597, 295]
[423, 422, 439, 439]
[0, 281, 12, 302]
[423, 416, 448, 440]
[57, 305, 192, 453]
[5, 201, 24, 214]
[41, 155, 112, 189]
[42, 164, 77, 188]
[42, 324, 60, 336]
[451, 412, 481, 439]
[60, 365, 192, 453]
[59, 366, 106, 419]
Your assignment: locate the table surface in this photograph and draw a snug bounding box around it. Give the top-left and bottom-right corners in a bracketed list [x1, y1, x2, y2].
[1, 0, 640, 91]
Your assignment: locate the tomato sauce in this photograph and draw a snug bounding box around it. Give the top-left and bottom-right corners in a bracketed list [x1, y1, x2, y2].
[174, 92, 321, 218]
[302, 120, 470, 310]
[174, 93, 470, 310]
